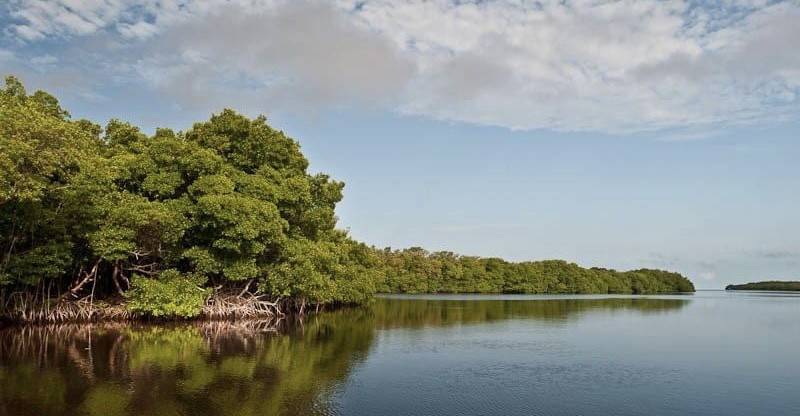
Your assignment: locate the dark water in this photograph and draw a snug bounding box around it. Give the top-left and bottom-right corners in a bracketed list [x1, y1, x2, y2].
[1, 292, 798, 416]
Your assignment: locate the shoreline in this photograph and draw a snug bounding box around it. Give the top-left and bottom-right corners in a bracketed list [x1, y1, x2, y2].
[1, 290, 698, 327]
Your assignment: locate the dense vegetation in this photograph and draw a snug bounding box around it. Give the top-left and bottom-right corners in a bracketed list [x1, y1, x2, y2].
[0, 76, 693, 321]
[377, 248, 694, 294]
[726, 281, 800, 291]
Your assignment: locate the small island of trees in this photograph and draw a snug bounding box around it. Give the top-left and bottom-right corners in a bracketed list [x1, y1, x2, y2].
[725, 281, 800, 291]
[0, 76, 694, 324]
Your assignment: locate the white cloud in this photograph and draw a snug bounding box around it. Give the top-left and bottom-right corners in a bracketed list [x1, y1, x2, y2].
[373, 0, 800, 132]
[5, 0, 285, 40]
[7, 0, 126, 40]
[117, 21, 159, 40]
[699, 272, 716, 281]
[4, 0, 800, 134]
[124, 2, 415, 111]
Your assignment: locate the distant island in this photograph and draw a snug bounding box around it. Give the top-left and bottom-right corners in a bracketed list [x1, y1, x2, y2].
[726, 281, 800, 291]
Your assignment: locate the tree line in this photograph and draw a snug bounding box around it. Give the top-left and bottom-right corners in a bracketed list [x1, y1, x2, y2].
[726, 281, 800, 291]
[377, 248, 694, 294]
[0, 76, 694, 321]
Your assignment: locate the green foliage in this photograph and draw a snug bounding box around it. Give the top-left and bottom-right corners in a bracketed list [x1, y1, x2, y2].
[126, 270, 210, 317]
[261, 235, 381, 305]
[726, 281, 800, 291]
[0, 75, 99, 286]
[377, 249, 695, 294]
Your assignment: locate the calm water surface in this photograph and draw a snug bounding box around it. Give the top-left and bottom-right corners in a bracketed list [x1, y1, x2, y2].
[1, 291, 798, 415]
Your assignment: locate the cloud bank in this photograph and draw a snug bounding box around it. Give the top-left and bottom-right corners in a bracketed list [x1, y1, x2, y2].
[4, 0, 800, 133]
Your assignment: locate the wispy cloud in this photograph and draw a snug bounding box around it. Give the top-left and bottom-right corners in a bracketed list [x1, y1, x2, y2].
[4, 0, 800, 134]
[647, 252, 718, 271]
[653, 129, 723, 142]
[699, 272, 716, 281]
[754, 250, 800, 260]
[434, 224, 529, 233]
[0, 49, 16, 63]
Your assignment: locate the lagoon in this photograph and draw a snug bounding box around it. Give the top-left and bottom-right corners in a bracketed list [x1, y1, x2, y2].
[2, 292, 798, 415]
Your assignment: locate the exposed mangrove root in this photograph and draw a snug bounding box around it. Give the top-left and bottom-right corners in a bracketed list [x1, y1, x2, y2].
[2, 293, 132, 324]
[1, 292, 296, 325]
[201, 293, 285, 320]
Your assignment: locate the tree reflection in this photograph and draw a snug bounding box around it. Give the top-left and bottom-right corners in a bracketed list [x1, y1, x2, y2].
[0, 311, 374, 416]
[371, 296, 690, 329]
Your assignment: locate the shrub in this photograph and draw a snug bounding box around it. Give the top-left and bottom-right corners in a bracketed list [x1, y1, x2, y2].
[126, 270, 210, 318]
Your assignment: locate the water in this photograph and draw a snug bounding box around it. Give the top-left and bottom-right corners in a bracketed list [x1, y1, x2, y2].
[1, 291, 798, 416]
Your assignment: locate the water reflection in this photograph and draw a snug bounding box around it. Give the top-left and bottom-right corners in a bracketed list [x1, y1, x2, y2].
[0, 310, 374, 416]
[0, 296, 689, 416]
[373, 296, 690, 329]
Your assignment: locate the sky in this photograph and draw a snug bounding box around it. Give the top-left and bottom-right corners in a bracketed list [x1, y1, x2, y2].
[1, 0, 798, 288]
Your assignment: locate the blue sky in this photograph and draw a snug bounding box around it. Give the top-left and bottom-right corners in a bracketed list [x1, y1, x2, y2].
[2, 0, 799, 288]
